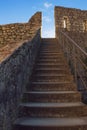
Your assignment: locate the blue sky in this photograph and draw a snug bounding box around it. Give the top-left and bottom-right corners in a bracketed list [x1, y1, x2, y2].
[0, 0, 87, 37]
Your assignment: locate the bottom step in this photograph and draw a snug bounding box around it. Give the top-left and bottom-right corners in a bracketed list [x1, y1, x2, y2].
[13, 117, 87, 130]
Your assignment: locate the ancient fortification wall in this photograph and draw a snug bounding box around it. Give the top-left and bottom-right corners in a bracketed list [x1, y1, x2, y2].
[55, 6, 87, 33]
[0, 12, 41, 47]
[55, 6, 87, 49]
[0, 12, 42, 130]
[55, 6, 87, 96]
[0, 12, 41, 63]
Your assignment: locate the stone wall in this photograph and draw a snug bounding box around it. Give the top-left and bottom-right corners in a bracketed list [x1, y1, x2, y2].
[55, 6, 87, 99]
[0, 12, 41, 63]
[0, 12, 42, 130]
[55, 6, 87, 36]
[55, 6, 87, 50]
[0, 30, 41, 130]
[67, 31, 87, 50]
[0, 12, 41, 47]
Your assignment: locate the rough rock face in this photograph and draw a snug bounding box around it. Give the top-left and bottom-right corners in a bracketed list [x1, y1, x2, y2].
[0, 12, 42, 130]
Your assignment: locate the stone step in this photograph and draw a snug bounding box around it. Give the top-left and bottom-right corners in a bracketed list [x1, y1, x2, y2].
[32, 73, 73, 81]
[22, 91, 81, 103]
[40, 45, 60, 47]
[32, 78, 73, 82]
[36, 63, 68, 67]
[38, 58, 66, 61]
[13, 117, 87, 130]
[38, 55, 64, 59]
[41, 43, 61, 49]
[19, 102, 87, 118]
[36, 63, 69, 65]
[37, 60, 66, 64]
[40, 51, 62, 53]
[39, 52, 63, 55]
[40, 47, 60, 50]
[42, 41, 58, 44]
[39, 51, 62, 53]
[34, 68, 70, 75]
[41, 44, 59, 47]
[42, 38, 57, 41]
[42, 42, 57, 44]
[39, 54, 64, 58]
[41, 42, 59, 44]
[40, 45, 60, 48]
[42, 42, 58, 44]
[29, 82, 77, 91]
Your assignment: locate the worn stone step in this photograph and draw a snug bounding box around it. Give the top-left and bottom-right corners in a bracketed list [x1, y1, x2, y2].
[40, 51, 62, 53]
[34, 68, 70, 75]
[29, 82, 77, 91]
[40, 49, 61, 52]
[36, 63, 68, 67]
[32, 73, 73, 81]
[40, 45, 60, 48]
[13, 117, 87, 130]
[40, 47, 60, 50]
[38, 55, 64, 59]
[40, 46, 60, 48]
[42, 44, 58, 47]
[41, 42, 58, 45]
[40, 48, 60, 50]
[41, 44, 59, 47]
[38, 57, 66, 61]
[41, 49, 61, 53]
[38, 58, 65, 60]
[42, 38, 57, 41]
[36, 62, 67, 65]
[39, 52, 63, 55]
[36, 61, 66, 65]
[38, 57, 65, 61]
[19, 102, 87, 118]
[42, 42, 58, 44]
[32, 75, 73, 82]
[23, 91, 81, 103]
[33, 78, 72, 82]
[37, 59, 66, 63]
[41, 42, 59, 44]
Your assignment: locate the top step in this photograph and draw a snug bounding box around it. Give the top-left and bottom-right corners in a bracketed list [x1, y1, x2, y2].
[42, 38, 57, 44]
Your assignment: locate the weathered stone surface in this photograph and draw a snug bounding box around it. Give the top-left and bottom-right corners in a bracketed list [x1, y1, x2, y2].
[0, 12, 41, 48]
[0, 12, 42, 130]
[55, 6, 87, 50]
[55, 6, 87, 32]
[55, 6, 87, 104]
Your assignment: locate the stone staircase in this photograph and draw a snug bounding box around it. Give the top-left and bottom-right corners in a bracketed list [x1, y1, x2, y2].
[13, 38, 87, 130]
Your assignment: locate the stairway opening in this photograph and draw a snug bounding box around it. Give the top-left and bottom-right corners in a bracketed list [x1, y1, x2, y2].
[41, 12, 55, 38]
